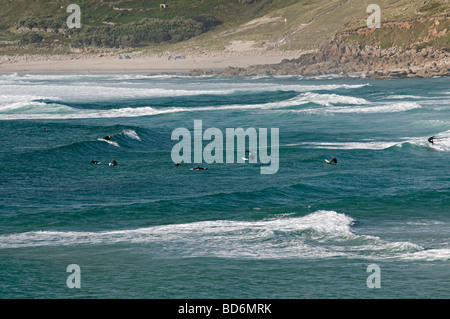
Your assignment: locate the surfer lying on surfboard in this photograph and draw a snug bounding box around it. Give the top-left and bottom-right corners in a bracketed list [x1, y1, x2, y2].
[192, 165, 207, 170]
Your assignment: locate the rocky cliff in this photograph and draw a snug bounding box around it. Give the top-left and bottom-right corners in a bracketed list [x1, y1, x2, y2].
[189, 15, 449, 78]
[203, 42, 448, 78]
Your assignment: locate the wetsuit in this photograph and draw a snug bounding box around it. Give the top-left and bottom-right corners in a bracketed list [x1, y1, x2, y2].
[330, 158, 337, 164]
[428, 136, 434, 144]
[104, 136, 111, 141]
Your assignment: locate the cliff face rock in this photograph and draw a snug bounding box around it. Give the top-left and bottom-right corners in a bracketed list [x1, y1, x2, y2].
[190, 39, 449, 78]
[189, 15, 449, 79]
[337, 16, 449, 51]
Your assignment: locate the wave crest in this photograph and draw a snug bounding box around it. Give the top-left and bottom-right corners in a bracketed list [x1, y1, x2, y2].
[1, 210, 435, 260]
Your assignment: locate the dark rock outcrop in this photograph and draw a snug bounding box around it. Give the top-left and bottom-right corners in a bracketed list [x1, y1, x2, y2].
[189, 39, 449, 78]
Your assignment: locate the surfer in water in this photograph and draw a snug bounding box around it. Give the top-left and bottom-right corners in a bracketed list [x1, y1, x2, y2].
[193, 165, 207, 170]
[428, 136, 435, 145]
[174, 162, 181, 166]
[104, 135, 111, 141]
[246, 149, 255, 160]
[329, 156, 337, 164]
[110, 158, 118, 166]
[91, 160, 101, 164]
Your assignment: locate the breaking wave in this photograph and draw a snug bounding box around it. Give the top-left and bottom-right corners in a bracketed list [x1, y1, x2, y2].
[0, 210, 435, 260]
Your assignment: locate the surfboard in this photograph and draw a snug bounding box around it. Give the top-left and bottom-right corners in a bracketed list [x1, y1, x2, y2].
[98, 138, 119, 147]
[242, 157, 249, 161]
[325, 159, 336, 164]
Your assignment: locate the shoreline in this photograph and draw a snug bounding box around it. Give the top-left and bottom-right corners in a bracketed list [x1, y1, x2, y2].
[0, 51, 302, 75]
[1, 45, 448, 78]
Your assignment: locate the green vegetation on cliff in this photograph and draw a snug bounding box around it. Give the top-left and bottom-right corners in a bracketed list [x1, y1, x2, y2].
[0, 0, 448, 54]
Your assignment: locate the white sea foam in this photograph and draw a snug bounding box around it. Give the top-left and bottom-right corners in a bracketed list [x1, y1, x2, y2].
[0, 210, 431, 260]
[295, 101, 422, 114]
[387, 95, 424, 100]
[258, 83, 370, 92]
[406, 220, 445, 226]
[0, 79, 431, 119]
[123, 130, 141, 141]
[0, 96, 283, 120]
[0, 94, 61, 107]
[295, 131, 450, 151]
[430, 130, 450, 152]
[0, 73, 197, 82]
[296, 141, 400, 150]
[0, 79, 370, 103]
[0, 101, 48, 112]
[97, 138, 120, 147]
[0, 90, 372, 119]
[1, 84, 238, 99]
[0, 211, 351, 260]
[400, 130, 450, 152]
[0, 210, 352, 247]
[284, 92, 368, 107]
[396, 248, 450, 261]
[0, 100, 78, 117]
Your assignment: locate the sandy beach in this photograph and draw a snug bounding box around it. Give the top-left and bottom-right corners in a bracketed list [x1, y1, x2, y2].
[0, 51, 301, 74]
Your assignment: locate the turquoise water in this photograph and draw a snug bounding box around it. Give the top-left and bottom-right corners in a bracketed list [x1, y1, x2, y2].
[0, 74, 449, 298]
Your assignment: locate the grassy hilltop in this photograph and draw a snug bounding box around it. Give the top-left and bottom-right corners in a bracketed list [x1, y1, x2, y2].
[0, 0, 448, 55]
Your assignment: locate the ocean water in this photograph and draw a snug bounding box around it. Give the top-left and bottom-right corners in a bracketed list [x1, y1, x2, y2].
[0, 73, 449, 299]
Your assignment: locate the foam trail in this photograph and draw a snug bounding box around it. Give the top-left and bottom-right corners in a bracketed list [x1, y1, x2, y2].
[295, 141, 400, 150]
[0, 211, 352, 247]
[387, 95, 425, 100]
[0, 210, 428, 260]
[0, 83, 369, 101]
[296, 92, 369, 106]
[0, 85, 237, 100]
[431, 130, 450, 152]
[0, 79, 371, 114]
[241, 83, 370, 92]
[401, 130, 450, 152]
[123, 130, 141, 141]
[295, 101, 422, 114]
[296, 131, 450, 151]
[0, 95, 62, 109]
[0, 100, 274, 120]
[97, 138, 120, 147]
[0, 92, 369, 120]
[396, 248, 450, 261]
